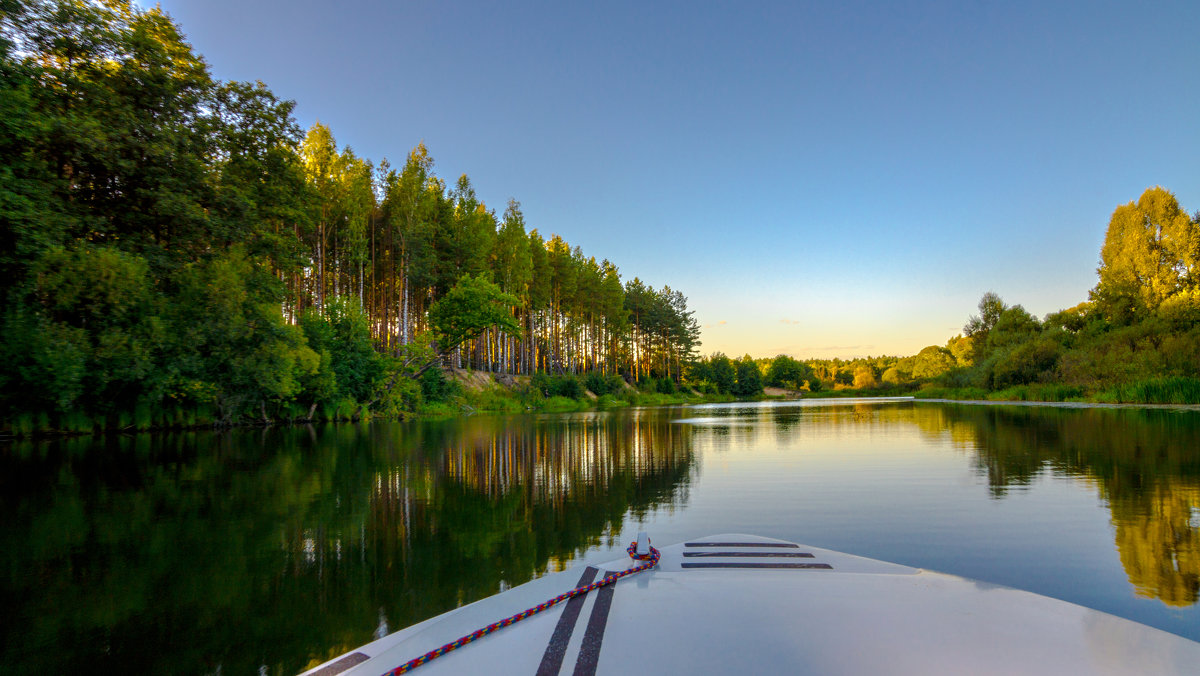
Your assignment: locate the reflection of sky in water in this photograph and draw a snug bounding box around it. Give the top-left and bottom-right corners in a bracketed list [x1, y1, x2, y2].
[688, 397, 915, 411]
[575, 400, 1200, 643]
[8, 397, 1196, 670]
[673, 417, 758, 426]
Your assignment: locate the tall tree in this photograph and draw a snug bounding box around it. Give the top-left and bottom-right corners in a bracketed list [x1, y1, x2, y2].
[964, 292, 1007, 362]
[380, 143, 437, 345]
[299, 122, 339, 309]
[526, 229, 552, 371]
[492, 200, 533, 372]
[441, 174, 495, 291]
[337, 150, 375, 302]
[733, 354, 763, 396]
[1094, 187, 1199, 321]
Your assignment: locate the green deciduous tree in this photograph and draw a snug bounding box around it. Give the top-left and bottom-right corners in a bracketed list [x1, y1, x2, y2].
[964, 292, 1008, 362]
[912, 345, 956, 380]
[733, 354, 763, 396]
[989, 334, 1064, 389]
[427, 274, 521, 364]
[1, 2, 715, 430]
[0, 244, 162, 416]
[766, 355, 814, 390]
[1094, 187, 1200, 322]
[169, 248, 317, 423]
[853, 364, 880, 389]
[708, 353, 736, 394]
[986, 306, 1041, 353]
[300, 296, 384, 407]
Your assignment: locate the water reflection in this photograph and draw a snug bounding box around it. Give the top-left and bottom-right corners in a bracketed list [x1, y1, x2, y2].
[680, 401, 1200, 609]
[925, 404, 1200, 607]
[2, 402, 1198, 674]
[1114, 484, 1200, 606]
[0, 410, 695, 675]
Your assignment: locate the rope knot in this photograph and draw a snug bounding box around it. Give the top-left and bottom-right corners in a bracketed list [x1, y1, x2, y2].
[625, 540, 661, 563]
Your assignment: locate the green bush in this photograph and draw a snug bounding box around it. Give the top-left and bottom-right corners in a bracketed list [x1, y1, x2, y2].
[596, 394, 629, 408]
[914, 386, 990, 400]
[625, 391, 692, 407]
[420, 368, 462, 402]
[416, 400, 460, 417]
[11, 413, 34, 437]
[541, 395, 584, 411]
[61, 411, 95, 434]
[531, 373, 585, 399]
[322, 397, 359, 420]
[470, 388, 525, 413]
[989, 336, 1063, 389]
[584, 372, 626, 396]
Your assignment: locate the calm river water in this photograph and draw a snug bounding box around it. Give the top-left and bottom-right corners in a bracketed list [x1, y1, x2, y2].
[2, 399, 1198, 673]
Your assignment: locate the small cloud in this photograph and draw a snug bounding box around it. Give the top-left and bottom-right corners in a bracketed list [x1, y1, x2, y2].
[704, 320, 727, 329]
[779, 319, 801, 325]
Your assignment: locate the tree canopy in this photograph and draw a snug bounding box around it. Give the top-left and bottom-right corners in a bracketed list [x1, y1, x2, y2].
[0, 0, 708, 430]
[1094, 187, 1200, 322]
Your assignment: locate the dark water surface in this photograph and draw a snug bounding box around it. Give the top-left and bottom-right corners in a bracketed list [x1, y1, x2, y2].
[2, 399, 1198, 674]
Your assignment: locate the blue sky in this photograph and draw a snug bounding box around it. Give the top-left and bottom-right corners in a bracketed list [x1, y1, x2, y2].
[153, 0, 1200, 359]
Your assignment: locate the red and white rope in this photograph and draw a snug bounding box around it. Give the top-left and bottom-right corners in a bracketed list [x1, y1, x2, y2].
[385, 540, 660, 675]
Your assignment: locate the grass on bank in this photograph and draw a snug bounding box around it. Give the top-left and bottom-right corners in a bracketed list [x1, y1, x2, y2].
[1094, 377, 1200, 405]
[15, 371, 1199, 438]
[914, 376, 1200, 405]
[2, 371, 713, 437]
[437, 373, 711, 415]
[405, 370, 752, 419]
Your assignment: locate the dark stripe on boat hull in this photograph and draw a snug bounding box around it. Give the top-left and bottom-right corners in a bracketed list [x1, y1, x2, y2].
[684, 542, 801, 548]
[682, 551, 815, 558]
[573, 570, 615, 676]
[681, 562, 834, 569]
[308, 652, 370, 676]
[537, 566, 599, 676]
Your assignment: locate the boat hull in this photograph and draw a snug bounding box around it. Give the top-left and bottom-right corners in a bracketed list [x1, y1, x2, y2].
[300, 534, 1200, 675]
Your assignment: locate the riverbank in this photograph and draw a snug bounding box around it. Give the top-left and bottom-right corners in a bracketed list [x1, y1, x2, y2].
[423, 369, 734, 416]
[915, 398, 1200, 412]
[792, 376, 1199, 408]
[912, 376, 1200, 406]
[7, 370, 1198, 440]
[0, 370, 735, 439]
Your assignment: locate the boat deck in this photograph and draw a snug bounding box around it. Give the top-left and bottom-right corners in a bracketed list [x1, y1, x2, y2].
[300, 533, 1200, 675]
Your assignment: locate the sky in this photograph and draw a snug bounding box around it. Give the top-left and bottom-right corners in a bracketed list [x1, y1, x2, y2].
[151, 0, 1200, 359]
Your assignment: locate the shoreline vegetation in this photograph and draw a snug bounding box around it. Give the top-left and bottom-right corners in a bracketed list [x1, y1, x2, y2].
[1, 3, 704, 439]
[7, 370, 1200, 440]
[3, 3, 1198, 440]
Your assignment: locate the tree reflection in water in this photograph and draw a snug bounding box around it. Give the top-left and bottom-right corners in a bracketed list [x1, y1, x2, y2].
[3, 403, 1196, 674]
[908, 404, 1200, 608]
[0, 410, 695, 675]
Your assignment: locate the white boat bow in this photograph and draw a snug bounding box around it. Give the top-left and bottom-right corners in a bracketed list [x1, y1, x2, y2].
[300, 533, 1200, 675]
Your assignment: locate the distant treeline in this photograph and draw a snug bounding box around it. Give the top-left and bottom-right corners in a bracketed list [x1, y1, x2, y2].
[688, 186, 1200, 404]
[0, 1, 699, 433]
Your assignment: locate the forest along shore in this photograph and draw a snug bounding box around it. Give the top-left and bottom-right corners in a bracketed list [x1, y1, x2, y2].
[3, 5, 1198, 438]
[1, 4, 703, 438]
